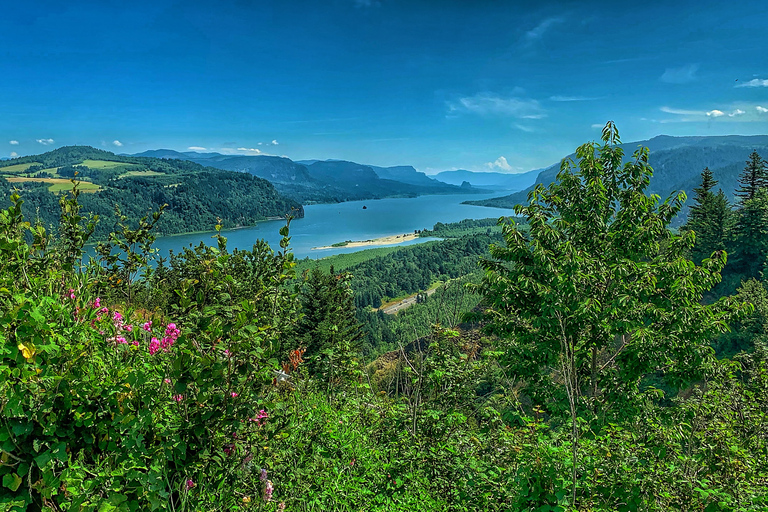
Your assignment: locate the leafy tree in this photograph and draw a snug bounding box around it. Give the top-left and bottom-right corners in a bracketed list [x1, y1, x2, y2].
[684, 167, 733, 264]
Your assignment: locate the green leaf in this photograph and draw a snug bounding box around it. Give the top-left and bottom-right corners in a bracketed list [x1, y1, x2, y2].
[2, 472, 22, 492]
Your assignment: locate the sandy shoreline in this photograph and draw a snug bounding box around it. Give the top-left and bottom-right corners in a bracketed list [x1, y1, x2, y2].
[312, 233, 418, 251]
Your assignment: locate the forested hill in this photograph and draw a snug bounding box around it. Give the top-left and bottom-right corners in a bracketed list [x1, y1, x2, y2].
[465, 134, 768, 220]
[0, 146, 302, 240]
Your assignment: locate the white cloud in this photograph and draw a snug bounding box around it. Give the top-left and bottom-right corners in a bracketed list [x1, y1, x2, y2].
[187, 146, 207, 151]
[660, 106, 704, 115]
[660, 64, 699, 84]
[514, 124, 536, 133]
[728, 109, 746, 117]
[112, 140, 123, 147]
[236, 147, 263, 154]
[736, 78, 768, 88]
[9, 152, 17, 158]
[591, 123, 604, 128]
[270, 139, 279, 145]
[525, 17, 564, 42]
[756, 106, 768, 113]
[448, 93, 544, 119]
[550, 95, 599, 102]
[36, 138, 54, 145]
[9, 140, 18, 145]
[485, 156, 513, 171]
[706, 110, 725, 118]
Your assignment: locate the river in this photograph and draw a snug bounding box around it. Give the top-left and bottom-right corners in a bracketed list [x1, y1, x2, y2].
[140, 192, 515, 261]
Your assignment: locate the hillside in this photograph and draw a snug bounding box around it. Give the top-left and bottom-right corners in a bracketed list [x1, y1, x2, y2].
[464, 135, 768, 221]
[135, 151, 471, 204]
[0, 146, 302, 240]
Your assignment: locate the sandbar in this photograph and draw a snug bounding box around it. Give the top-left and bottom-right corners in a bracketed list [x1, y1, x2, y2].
[312, 233, 418, 251]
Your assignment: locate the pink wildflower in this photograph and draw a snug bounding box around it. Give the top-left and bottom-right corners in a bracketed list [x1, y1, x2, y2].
[132, 341, 139, 347]
[113, 311, 122, 323]
[68, 288, 75, 300]
[173, 394, 184, 402]
[164, 378, 172, 384]
[250, 409, 269, 426]
[116, 336, 127, 344]
[260, 468, 268, 482]
[149, 337, 161, 355]
[223, 443, 235, 456]
[278, 502, 286, 512]
[223, 349, 231, 357]
[185, 479, 195, 490]
[230, 392, 238, 398]
[124, 324, 132, 332]
[93, 297, 101, 308]
[142, 321, 152, 332]
[264, 480, 273, 502]
[100, 307, 109, 314]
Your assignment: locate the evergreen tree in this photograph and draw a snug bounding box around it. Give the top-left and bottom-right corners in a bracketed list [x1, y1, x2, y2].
[735, 151, 767, 203]
[684, 168, 733, 263]
[733, 188, 768, 278]
[293, 266, 364, 382]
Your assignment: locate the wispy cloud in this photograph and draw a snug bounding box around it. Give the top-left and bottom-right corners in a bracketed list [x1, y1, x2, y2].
[187, 146, 207, 151]
[9, 140, 18, 145]
[448, 93, 545, 119]
[525, 17, 564, 42]
[485, 156, 513, 171]
[270, 140, 279, 145]
[10, 152, 17, 158]
[112, 140, 123, 147]
[728, 109, 746, 117]
[757, 106, 768, 113]
[736, 78, 768, 88]
[660, 64, 699, 84]
[660, 106, 705, 115]
[236, 147, 262, 154]
[36, 138, 54, 145]
[591, 123, 604, 129]
[514, 124, 536, 133]
[550, 95, 600, 102]
[706, 110, 725, 118]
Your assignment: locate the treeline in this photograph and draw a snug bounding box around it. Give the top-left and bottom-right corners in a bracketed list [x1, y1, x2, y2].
[344, 232, 501, 309]
[417, 217, 507, 238]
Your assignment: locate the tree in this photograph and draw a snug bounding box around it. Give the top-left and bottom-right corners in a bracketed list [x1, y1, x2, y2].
[733, 188, 768, 277]
[735, 150, 767, 203]
[478, 122, 748, 505]
[293, 266, 364, 383]
[684, 167, 733, 264]
[480, 122, 747, 414]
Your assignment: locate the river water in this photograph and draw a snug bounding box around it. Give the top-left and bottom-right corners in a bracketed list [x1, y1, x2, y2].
[139, 192, 514, 261]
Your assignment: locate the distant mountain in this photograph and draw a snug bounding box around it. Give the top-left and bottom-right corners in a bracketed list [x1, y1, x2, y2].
[432, 169, 540, 191]
[464, 135, 768, 223]
[0, 146, 302, 240]
[132, 151, 472, 204]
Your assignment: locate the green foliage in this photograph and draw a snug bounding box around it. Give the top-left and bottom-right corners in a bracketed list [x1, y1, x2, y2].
[480, 122, 746, 417]
[684, 167, 734, 264]
[292, 267, 364, 382]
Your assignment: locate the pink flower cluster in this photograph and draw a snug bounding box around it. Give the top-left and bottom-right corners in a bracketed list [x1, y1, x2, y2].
[249, 409, 269, 426]
[161, 323, 180, 350]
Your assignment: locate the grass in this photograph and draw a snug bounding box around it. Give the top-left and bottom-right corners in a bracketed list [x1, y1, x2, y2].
[4, 177, 101, 193]
[119, 170, 163, 178]
[0, 162, 42, 174]
[81, 159, 134, 169]
[295, 245, 413, 274]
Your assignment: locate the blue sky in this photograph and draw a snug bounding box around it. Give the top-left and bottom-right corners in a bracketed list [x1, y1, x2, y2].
[2, 0, 767, 173]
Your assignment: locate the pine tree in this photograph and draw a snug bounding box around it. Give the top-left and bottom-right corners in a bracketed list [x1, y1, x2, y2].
[685, 168, 733, 263]
[292, 266, 364, 382]
[735, 151, 767, 203]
